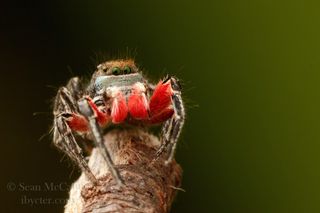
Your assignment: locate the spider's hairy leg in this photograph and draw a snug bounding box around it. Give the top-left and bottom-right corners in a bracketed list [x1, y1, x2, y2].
[53, 77, 98, 184]
[152, 77, 185, 164]
[78, 97, 124, 186]
[164, 77, 185, 164]
[153, 117, 173, 161]
[54, 116, 98, 184]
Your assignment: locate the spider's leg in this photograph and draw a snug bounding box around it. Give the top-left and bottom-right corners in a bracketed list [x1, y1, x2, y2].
[164, 78, 185, 164]
[153, 117, 174, 161]
[78, 97, 124, 186]
[53, 80, 98, 184]
[152, 77, 185, 164]
[54, 116, 98, 184]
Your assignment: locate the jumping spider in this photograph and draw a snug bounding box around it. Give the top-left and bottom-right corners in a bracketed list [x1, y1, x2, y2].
[53, 59, 185, 186]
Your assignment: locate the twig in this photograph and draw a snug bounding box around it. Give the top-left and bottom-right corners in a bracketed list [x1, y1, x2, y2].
[64, 129, 182, 213]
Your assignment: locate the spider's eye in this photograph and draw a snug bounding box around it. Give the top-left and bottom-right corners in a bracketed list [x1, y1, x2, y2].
[112, 67, 121, 75]
[123, 66, 131, 74]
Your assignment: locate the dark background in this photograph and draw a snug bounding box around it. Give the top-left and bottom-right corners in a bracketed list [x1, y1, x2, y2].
[2, 1, 320, 212]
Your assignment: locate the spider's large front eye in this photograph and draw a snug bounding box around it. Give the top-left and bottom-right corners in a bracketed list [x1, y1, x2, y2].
[123, 66, 131, 74]
[112, 67, 121, 75]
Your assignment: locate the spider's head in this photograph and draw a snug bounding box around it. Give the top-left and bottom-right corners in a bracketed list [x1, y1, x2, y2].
[91, 59, 144, 93]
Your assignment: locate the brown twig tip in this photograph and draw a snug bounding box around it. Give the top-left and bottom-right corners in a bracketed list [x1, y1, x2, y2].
[65, 129, 183, 213]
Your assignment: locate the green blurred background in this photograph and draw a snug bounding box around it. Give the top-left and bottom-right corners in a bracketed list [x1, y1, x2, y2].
[1, 1, 320, 212]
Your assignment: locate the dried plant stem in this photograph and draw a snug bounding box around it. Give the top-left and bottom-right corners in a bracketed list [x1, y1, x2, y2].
[64, 129, 182, 213]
